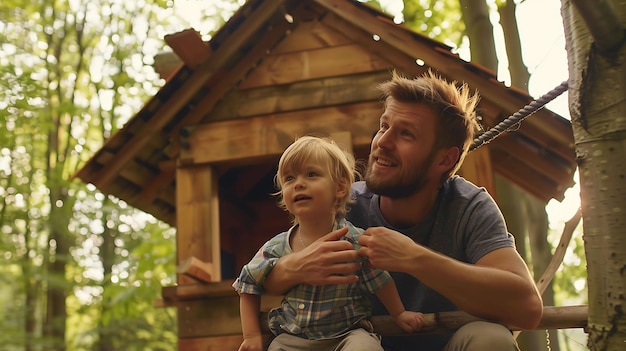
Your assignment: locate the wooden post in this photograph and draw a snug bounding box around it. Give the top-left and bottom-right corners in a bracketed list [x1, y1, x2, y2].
[459, 146, 496, 200]
[176, 165, 221, 284]
[331, 131, 353, 154]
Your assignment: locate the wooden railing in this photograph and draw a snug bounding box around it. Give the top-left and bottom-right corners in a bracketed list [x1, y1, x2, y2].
[259, 305, 588, 336]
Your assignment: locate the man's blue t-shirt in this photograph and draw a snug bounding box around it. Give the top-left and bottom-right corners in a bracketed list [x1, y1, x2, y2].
[346, 176, 515, 351]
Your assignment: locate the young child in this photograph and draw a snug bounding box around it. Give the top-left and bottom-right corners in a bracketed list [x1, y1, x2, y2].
[232, 135, 423, 351]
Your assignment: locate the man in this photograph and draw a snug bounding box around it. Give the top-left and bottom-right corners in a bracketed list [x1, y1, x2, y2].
[264, 70, 543, 350]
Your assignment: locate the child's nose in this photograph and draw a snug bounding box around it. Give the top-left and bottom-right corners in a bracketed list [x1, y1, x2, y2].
[295, 180, 305, 190]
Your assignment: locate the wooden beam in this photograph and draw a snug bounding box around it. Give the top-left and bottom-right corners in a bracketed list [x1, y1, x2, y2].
[490, 148, 564, 202]
[165, 29, 211, 69]
[369, 305, 588, 336]
[270, 18, 351, 54]
[177, 256, 215, 283]
[138, 167, 175, 203]
[490, 134, 575, 187]
[161, 282, 586, 336]
[210, 71, 389, 120]
[174, 303, 588, 342]
[257, 305, 588, 336]
[239, 44, 392, 88]
[458, 146, 496, 199]
[162, 281, 236, 302]
[179, 102, 381, 166]
[176, 166, 221, 284]
[331, 131, 353, 154]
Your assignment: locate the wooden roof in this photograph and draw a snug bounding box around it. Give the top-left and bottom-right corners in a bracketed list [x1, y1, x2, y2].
[74, 0, 576, 226]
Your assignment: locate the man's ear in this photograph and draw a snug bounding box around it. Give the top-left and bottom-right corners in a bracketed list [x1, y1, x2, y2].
[438, 146, 460, 172]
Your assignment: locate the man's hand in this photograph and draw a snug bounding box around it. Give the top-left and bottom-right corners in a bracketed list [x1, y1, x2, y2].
[263, 227, 361, 294]
[358, 226, 421, 272]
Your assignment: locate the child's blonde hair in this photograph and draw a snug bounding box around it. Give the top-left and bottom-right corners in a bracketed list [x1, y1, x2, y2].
[274, 135, 358, 224]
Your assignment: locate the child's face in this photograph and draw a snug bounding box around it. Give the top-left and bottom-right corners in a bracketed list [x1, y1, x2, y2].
[280, 162, 342, 222]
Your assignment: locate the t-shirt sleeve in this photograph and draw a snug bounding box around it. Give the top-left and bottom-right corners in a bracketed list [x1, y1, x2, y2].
[232, 233, 287, 295]
[463, 189, 515, 263]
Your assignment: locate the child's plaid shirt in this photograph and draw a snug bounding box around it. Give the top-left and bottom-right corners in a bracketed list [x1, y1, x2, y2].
[232, 218, 391, 340]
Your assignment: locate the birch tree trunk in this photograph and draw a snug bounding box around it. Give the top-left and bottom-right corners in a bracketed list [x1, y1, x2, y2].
[560, 0, 626, 349]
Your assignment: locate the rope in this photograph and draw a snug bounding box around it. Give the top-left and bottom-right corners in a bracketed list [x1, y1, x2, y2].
[469, 81, 569, 151]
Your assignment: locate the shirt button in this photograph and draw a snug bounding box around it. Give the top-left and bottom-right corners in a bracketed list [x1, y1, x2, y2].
[298, 303, 305, 310]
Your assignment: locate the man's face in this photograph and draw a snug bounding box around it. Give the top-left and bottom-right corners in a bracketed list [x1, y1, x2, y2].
[365, 98, 440, 198]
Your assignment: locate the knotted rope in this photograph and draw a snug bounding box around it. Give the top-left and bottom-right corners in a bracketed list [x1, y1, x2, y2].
[469, 81, 569, 151]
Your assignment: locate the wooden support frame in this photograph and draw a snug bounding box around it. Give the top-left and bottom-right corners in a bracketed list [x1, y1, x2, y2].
[458, 146, 496, 199]
[161, 281, 588, 336]
[259, 305, 588, 336]
[176, 165, 221, 284]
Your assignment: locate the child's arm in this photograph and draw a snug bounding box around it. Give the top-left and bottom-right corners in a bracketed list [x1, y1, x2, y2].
[374, 279, 424, 333]
[238, 293, 264, 351]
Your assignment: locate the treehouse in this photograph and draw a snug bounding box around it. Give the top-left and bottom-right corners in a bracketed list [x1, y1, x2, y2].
[74, 0, 581, 349]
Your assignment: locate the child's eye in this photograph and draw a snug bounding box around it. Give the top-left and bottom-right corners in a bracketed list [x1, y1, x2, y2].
[307, 172, 318, 178]
[284, 175, 295, 182]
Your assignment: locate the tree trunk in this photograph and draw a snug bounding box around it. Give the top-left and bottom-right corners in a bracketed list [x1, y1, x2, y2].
[560, 0, 626, 349]
[498, 1, 559, 350]
[43, 191, 72, 350]
[98, 197, 116, 351]
[459, 0, 498, 69]
[498, 0, 530, 89]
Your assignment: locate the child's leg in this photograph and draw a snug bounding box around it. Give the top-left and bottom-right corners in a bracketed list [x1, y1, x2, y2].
[334, 328, 384, 351]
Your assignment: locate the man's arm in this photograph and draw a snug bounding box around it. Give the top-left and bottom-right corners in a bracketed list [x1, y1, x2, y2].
[263, 227, 361, 295]
[358, 227, 543, 330]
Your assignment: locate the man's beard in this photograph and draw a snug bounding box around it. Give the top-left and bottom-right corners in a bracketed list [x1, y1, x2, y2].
[364, 151, 436, 199]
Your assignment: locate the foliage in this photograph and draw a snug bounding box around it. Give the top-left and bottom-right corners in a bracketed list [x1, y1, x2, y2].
[402, 0, 465, 48]
[0, 0, 196, 349]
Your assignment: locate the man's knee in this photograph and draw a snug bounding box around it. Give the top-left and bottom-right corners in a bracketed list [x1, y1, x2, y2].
[444, 321, 519, 351]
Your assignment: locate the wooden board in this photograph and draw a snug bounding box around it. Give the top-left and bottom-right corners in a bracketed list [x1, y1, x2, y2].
[459, 146, 496, 198]
[180, 101, 382, 166]
[271, 19, 351, 54]
[176, 166, 221, 284]
[210, 71, 389, 121]
[240, 44, 392, 88]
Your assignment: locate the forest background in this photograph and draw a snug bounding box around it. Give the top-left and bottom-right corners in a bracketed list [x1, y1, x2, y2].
[0, 0, 589, 350]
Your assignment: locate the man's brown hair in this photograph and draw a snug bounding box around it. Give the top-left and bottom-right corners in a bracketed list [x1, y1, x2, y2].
[378, 70, 481, 180]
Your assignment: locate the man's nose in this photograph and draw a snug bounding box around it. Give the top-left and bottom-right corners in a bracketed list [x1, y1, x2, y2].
[375, 130, 393, 150]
